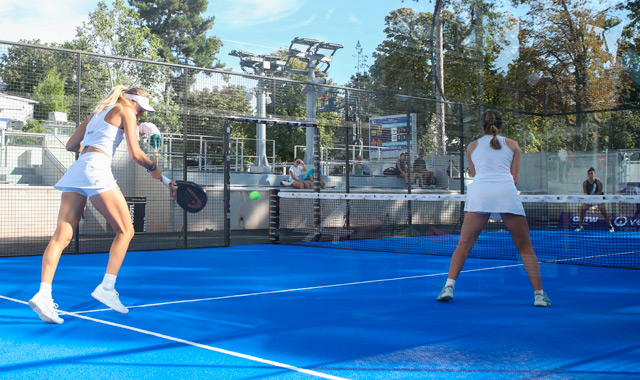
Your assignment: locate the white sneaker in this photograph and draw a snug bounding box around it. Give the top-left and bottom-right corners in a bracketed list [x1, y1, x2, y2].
[534, 292, 552, 307]
[28, 292, 64, 324]
[436, 286, 454, 302]
[609, 225, 615, 233]
[91, 285, 129, 314]
[575, 226, 584, 232]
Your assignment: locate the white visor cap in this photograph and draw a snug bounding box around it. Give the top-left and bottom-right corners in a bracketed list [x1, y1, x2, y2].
[124, 93, 155, 113]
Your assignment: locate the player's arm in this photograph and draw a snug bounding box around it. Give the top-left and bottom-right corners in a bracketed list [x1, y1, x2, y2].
[121, 107, 161, 178]
[466, 140, 478, 177]
[583, 180, 588, 195]
[505, 138, 521, 185]
[596, 179, 604, 195]
[65, 113, 92, 152]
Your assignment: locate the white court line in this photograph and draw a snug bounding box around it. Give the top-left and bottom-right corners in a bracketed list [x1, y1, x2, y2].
[75, 263, 526, 314]
[0, 294, 348, 380]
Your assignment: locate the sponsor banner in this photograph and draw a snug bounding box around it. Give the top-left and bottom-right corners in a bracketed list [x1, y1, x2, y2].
[558, 211, 640, 230]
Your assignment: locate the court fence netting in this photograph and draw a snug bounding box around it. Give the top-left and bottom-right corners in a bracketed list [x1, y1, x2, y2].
[269, 191, 640, 270]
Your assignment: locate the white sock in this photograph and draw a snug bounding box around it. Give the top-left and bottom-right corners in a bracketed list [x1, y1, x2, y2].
[445, 278, 456, 288]
[535, 289, 544, 295]
[39, 282, 52, 298]
[101, 274, 117, 291]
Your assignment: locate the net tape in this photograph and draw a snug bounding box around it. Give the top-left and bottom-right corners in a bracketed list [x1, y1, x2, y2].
[278, 192, 640, 203]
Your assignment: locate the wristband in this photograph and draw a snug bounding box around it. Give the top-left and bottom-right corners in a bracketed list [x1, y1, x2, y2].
[146, 163, 157, 172]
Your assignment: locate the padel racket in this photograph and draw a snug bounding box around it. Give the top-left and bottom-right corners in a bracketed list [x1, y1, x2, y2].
[162, 176, 208, 213]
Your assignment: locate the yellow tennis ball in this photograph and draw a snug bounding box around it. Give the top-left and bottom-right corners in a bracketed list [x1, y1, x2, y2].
[249, 191, 260, 200]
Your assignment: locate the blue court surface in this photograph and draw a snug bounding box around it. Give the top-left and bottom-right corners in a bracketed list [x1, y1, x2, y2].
[1, 244, 639, 380]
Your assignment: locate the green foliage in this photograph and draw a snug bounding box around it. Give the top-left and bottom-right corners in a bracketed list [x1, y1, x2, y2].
[23, 118, 45, 133]
[33, 69, 72, 119]
[128, 0, 222, 68]
[0, 40, 64, 96]
[67, 0, 166, 89]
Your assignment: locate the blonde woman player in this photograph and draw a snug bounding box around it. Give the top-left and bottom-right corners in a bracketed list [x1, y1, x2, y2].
[28, 86, 174, 324]
[436, 110, 551, 307]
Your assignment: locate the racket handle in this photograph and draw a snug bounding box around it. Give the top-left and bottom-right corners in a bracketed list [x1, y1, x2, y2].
[161, 175, 171, 186]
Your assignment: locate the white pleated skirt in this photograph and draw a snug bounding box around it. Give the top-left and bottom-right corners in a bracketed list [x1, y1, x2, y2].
[464, 180, 525, 217]
[55, 152, 117, 193]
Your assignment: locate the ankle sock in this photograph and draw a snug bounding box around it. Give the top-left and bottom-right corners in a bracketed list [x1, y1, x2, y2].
[445, 278, 456, 288]
[535, 289, 544, 296]
[39, 282, 52, 298]
[101, 274, 117, 291]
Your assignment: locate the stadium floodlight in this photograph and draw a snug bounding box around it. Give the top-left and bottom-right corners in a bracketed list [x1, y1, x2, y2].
[229, 50, 287, 172]
[284, 37, 343, 165]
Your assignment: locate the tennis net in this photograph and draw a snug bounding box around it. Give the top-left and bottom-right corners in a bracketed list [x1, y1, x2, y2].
[270, 192, 640, 269]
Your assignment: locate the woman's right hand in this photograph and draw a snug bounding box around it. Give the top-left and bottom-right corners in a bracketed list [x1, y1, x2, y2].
[149, 166, 162, 180]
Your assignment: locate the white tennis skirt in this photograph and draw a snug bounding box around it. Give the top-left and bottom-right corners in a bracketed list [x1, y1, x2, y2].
[55, 152, 117, 193]
[464, 180, 525, 216]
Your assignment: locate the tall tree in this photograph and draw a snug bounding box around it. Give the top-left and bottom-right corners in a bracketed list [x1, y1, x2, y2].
[128, 0, 222, 68]
[68, 0, 165, 89]
[514, 0, 622, 151]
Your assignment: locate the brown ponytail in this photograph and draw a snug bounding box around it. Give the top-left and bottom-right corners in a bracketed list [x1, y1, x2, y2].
[482, 110, 503, 150]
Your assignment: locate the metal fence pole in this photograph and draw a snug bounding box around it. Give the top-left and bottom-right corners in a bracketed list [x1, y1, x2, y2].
[182, 68, 189, 247]
[223, 119, 231, 247]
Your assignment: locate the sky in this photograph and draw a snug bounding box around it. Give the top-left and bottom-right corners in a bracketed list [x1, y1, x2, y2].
[0, 0, 629, 86]
[0, 0, 432, 86]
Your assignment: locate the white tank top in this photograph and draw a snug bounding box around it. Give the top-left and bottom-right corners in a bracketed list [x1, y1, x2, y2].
[470, 135, 514, 183]
[83, 106, 125, 159]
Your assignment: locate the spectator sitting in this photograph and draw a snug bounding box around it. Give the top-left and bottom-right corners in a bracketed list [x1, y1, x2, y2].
[352, 155, 371, 175]
[304, 167, 325, 189]
[289, 158, 310, 189]
[396, 152, 414, 185]
[357, 155, 371, 175]
[413, 152, 434, 186]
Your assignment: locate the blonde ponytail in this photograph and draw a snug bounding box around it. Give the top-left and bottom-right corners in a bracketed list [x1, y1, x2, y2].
[93, 85, 128, 114]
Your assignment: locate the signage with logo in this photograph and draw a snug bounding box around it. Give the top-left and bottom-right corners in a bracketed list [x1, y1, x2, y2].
[558, 211, 640, 231]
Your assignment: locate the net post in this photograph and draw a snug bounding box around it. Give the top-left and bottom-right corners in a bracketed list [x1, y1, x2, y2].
[223, 119, 231, 247]
[269, 189, 280, 243]
[456, 102, 465, 225]
[313, 125, 321, 239]
[456, 102, 465, 195]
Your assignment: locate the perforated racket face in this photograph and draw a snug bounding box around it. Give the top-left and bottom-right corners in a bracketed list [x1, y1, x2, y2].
[176, 182, 207, 213]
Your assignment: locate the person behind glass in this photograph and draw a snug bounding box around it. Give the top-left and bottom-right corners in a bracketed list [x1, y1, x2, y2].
[28, 86, 175, 324]
[396, 152, 413, 185]
[436, 110, 551, 307]
[289, 157, 310, 189]
[352, 154, 371, 176]
[361, 156, 371, 175]
[137, 121, 162, 165]
[304, 166, 325, 189]
[413, 152, 434, 186]
[575, 167, 614, 233]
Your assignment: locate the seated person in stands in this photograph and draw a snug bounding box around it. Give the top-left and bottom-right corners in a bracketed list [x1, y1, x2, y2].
[289, 158, 310, 189]
[396, 152, 414, 185]
[413, 152, 434, 185]
[352, 155, 371, 175]
[304, 166, 325, 189]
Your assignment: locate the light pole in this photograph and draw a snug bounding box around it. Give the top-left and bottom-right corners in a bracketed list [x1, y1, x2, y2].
[284, 38, 343, 166]
[229, 50, 285, 172]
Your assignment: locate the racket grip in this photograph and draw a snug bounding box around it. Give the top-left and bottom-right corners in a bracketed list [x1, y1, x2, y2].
[161, 175, 171, 186]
